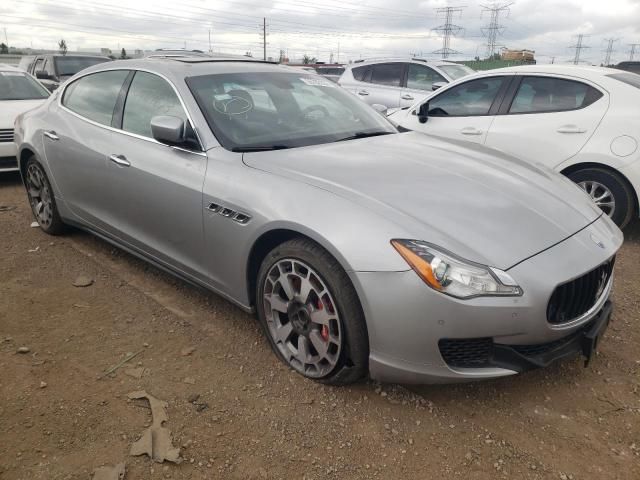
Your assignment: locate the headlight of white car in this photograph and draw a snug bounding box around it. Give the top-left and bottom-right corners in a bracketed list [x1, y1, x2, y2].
[391, 240, 523, 299]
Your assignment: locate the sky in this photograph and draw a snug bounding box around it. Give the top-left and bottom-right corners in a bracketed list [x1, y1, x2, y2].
[1, 0, 639, 64]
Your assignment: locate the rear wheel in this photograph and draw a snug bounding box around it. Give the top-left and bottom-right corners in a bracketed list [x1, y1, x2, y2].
[256, 238, 368, 385]
[567, 168, 635, 228]
[24, 157, 65, 235]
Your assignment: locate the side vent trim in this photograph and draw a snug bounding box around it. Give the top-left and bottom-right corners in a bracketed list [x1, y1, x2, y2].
[206, 202, 252, 225]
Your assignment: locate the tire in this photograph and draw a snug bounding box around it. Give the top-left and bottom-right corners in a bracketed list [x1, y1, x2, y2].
[24, 156, 66, 235]
[256, 238, 369, 385]
[567, 168, 635, 229]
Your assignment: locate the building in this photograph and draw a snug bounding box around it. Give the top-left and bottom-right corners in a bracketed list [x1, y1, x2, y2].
[501, 49, 535, 62]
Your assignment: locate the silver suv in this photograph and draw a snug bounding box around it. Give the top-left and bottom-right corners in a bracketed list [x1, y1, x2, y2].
[338, 58, 474, 109]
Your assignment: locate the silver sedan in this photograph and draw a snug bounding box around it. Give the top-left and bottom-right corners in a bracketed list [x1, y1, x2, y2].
[14, 57, 623, 385]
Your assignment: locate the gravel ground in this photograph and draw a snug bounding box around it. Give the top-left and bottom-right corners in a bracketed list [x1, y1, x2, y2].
[1, 171, 639, 480]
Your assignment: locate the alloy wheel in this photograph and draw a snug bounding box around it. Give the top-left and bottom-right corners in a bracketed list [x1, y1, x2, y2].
[25, 163, 54, 229]
[578, 180, 616, 218]
[262, 258, 342, 378]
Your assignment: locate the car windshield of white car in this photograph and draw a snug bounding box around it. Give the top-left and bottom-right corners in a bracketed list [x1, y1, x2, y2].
[438, 65, 475, 80]
[0, 72, 50, 100]
[186, 71, 396, 151]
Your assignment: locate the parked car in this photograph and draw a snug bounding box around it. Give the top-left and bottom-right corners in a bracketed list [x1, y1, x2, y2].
[145, 49, 213, 59]
[615, 61, 640, 74]
[15, 57, 622, 385]
[27, 54, 111, 92]
[0, 64, 49, 172]
[314, 65, 345, 83]
[389, 65, 640, 228]
[17, 55, 36, 72]
[338, 57, 475, 109]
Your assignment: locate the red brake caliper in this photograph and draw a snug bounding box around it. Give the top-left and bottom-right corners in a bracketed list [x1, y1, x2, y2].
[317, 298, 330, 341]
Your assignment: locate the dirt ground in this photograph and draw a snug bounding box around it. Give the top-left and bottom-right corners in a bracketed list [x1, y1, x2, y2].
[1, 170, 639, 480]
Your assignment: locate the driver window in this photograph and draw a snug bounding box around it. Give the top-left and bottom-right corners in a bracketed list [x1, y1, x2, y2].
[406, 64, 446, 91]
[427, 77, 506, 117]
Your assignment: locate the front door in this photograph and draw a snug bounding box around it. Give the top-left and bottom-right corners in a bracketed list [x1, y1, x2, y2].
[102, 70, 207, 278]
[399, 63, 448, 108]
[401, 75, 511, 144]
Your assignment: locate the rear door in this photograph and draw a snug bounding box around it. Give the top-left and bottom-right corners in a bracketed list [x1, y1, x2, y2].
[44, 69, 131, 231]
[485, 75, 609, 168]
[399, 63, 448, 108]
[347, 63, 405, 108]
[102, 70, 207, 278]
[399, 75, 512, 144]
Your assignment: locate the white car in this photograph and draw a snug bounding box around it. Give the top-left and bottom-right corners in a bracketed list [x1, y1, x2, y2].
[0, 64, 50, 172]
[389, 65, 640, 227]
[338, 57, 475, 109]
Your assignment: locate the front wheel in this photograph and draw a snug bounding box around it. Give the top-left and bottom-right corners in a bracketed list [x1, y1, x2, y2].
[256, 238, 369, 385]
[567, 168, 635, 228]
[24, 157, 66, 235]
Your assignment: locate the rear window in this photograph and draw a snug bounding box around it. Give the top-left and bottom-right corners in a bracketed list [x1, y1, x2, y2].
[352, 65, 368, 81]
[54, 56, 110, 76]
[608, 72, 640, 90]
[63, 70, 129, 125]
[509, 77, 603, 114]
[0, 71, 49, 100]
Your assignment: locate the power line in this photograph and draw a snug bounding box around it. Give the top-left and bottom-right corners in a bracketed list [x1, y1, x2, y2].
[603, 38, 618, 66]
[432, 5, 465, 59]
[569, 33, 590, 65]
[480, 2, 514, 59]
[629, 43, 640, 61]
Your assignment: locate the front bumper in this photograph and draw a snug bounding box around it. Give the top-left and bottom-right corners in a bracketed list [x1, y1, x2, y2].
[0, 142, 18, 172]
[350, 215, 622, 384]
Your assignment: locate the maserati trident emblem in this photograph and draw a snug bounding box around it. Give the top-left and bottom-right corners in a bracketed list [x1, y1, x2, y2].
[590, 234, 605, 249]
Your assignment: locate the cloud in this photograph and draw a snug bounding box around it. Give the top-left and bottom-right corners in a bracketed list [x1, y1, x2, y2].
[0, 0, 638, 64]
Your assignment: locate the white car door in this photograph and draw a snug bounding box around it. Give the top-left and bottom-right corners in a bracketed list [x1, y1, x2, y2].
[399, 63, 448, 108]
[397, 75, 512, 144]
[485, 75, 609, 168]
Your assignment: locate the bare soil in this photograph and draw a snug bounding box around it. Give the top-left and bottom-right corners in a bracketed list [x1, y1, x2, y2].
[1, 171, 639, 480]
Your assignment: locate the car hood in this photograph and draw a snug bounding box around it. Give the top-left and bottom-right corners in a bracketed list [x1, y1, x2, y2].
[0, 99, 47, 128]
[242, 132, 602, 270]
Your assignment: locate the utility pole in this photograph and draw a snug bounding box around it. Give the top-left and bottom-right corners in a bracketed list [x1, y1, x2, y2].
[603, 38, 617, 66]
[208, 29, 212, 54]
[432, 5, 466, 59]
[261, 17, 267, 61]
[480, 2, 513, 59]
[3, 27, 8, 46]
[569, 34, 590, 65]
[630, 43, 640, 61]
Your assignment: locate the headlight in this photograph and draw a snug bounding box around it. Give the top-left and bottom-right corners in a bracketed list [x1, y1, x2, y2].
[391, 240, 523, 299]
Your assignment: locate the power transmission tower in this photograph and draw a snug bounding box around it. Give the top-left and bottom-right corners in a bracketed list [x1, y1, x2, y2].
[432, 5, 466, 59]
[630, 43, 640, 61]
[480, 2, 513, 59]
[569, 34, 590, 65]
[603, 38, 618, 66]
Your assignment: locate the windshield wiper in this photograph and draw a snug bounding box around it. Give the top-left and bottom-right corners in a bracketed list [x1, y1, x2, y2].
[232, 145, 291, 152]
[334, 131, 394, 143]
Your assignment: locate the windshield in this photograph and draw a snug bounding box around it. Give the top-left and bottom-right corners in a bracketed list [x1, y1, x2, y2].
[0, 71, 50, 100]
[54, 57, 110, 76]
[186, 71, 396, 151]
[609, 72, 640, 89]
[439, 64, 475, 80]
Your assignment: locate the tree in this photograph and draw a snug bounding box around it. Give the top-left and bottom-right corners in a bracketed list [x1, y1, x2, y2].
[120, 48, 128, 59]
[58, 39, 67, 56]
[0, 43, 8, 54]
[302, 54, 317, 65]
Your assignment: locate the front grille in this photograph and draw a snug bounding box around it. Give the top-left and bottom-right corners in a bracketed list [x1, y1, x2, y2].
[0, 129, 14, 143]
[547, 257, 615, 325]
[439, 338, 493, 368]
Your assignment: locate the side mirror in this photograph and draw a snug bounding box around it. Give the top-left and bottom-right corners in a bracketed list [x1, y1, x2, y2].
[371, 104, 388, 116]
[35, 71, 50, 80]
[432, 82, 447, 91]
[418, 103, 429, 124]
[151, 116, 185, 145]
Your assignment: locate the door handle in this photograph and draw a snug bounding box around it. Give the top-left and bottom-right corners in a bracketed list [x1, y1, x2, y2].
[460, 127, 483, 136]
[401, 94, 414, 101]
[557, 125, 587, 134]
[109, 154, 131, 167]
[357, 90, 370, 96]
[43, 130, 59, 141]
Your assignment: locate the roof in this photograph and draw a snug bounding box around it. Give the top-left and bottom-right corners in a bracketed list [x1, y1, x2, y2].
[487, 64, 618, 78]
[350, 57, 460, 67]
[0, 64, 23, 72]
